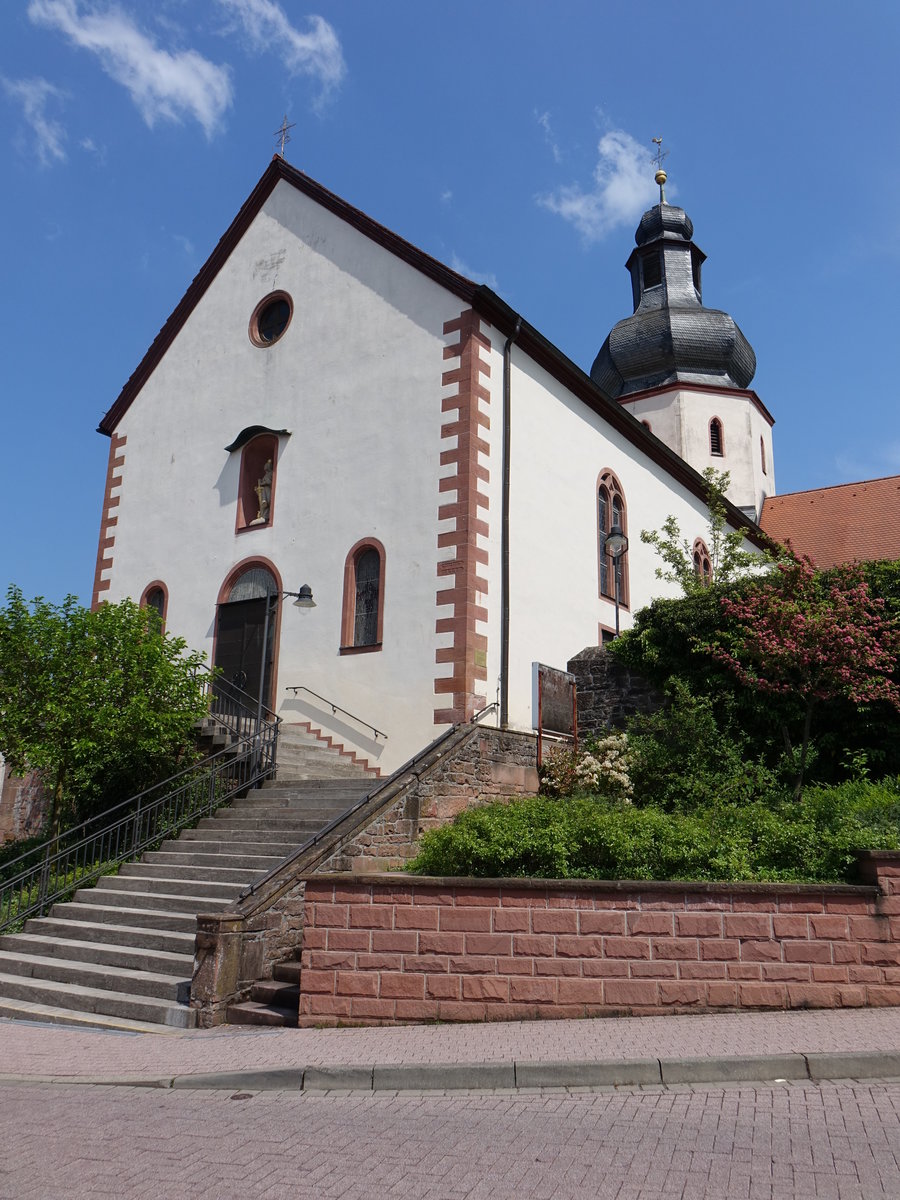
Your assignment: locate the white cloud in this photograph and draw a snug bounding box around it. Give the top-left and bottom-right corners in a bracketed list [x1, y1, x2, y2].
[537, 128, 658, 244]
[172, 232, 195, 257]
[441, 189, 453, 204]
[2, 76, 68, 165]
[535, 109, 561, 164]
[27, 0, 233, 138]
[450, 254, 499, 292]
[217, 0, 345, 106]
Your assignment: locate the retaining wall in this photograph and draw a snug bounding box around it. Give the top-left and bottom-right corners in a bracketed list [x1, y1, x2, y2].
[297, 852, 900, 1025]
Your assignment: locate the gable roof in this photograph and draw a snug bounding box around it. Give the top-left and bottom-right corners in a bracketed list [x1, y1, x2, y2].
[97, 156, 766, 546]
[759, 474, 900, 566]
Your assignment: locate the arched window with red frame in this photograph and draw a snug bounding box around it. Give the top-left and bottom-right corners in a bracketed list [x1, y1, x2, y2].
[709, 417, 725, 457]
[692, 538, 712, 587]
[236, 433, 279, 532]
[597, 470, 628, 608]
[340, 538, 386, 653]
[140, 581, 168, 632]
[760, 436, 767, 475]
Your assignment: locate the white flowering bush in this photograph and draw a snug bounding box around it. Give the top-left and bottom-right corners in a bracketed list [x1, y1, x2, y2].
[575, 733, 634, 801]
[539, 733, 634, 801]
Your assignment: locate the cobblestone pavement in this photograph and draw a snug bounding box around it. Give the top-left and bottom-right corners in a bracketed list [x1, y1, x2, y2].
[2, 1007, 900, 1080]
[2, 1079, 900, 1200]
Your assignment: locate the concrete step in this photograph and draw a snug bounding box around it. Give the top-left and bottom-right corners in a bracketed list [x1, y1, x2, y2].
[157, 837, 300, 857]
[72, 887, 225, 915]
[0, 971, 194, 1027]
[0, 933, 192, 977]
[144, 849, 285, 871]
[21, 917, 195, 956]
[259, 779, 372, 794]
[94, 874, 242, 902]
[175, 828, 308, 849]
[57, 901, 199, 932]
[0, 997, 186, 1034]
[122, 861, 265, 886]
[0, 949, 189, 1002]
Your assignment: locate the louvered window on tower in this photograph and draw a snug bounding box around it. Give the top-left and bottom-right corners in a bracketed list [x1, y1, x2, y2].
[709, 418, 724, 457]
[642, 250, 661, 290]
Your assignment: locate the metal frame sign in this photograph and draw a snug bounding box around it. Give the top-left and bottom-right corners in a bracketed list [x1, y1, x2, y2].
[531, 662, 578, 767]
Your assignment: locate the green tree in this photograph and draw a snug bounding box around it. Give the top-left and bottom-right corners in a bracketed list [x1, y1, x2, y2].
[0, 587, 210, 832]
[640, 468, 776, 594]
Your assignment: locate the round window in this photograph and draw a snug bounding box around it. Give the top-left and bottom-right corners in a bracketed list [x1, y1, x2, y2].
[249, 291, 292, 347]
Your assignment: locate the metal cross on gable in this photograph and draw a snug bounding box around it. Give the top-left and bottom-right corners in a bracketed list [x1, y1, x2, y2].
[274, 114, 296, 157]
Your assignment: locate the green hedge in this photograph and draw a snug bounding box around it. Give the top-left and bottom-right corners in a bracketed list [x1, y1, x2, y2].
[408, 779, 900, 884]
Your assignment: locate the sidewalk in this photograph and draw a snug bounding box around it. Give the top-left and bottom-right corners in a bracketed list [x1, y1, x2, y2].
[2, 1007, 899, 1092]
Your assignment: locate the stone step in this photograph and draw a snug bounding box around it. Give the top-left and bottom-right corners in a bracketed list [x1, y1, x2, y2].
[0, 971, 194, 1027]
[144, 849, 285, 871]
[226, 999, 296, 1027]
[249, 978, 298, 1008]
[273, 961, 302, 984]
[72, 887, 224, 915]
[122, 861, 265, 886]
[0, 949, 189, 1000]
[0, 997, 185, 1034]
[157, 837, 300, 857]
[0, 933, 192, 978]
[94, 874, 242, 902]
[22, 917, 195, 955]
[176, 828, 309, 848]
[260, 778, 371, 793]
[52, 901, 199, 933]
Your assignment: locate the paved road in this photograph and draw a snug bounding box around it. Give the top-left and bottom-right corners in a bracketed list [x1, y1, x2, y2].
[3, 1078, 900, 1200]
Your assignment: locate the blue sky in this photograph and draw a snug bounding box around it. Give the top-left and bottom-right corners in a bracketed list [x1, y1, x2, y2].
[3, 0, 898, 605]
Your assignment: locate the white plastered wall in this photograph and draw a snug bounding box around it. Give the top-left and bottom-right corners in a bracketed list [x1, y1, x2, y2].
[102, 179, 469, 773]
[621, 387, 775, 517]
[498, 356, 762, 732]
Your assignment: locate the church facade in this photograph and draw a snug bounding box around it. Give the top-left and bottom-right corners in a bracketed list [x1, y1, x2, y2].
[92, 157, 769, 773]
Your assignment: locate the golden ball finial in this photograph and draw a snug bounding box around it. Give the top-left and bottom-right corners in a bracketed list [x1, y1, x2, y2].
[655, 168, 667, 186]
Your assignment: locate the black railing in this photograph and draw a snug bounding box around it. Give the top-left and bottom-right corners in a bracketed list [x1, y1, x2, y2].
[286, 684, 388, 741]
[0, 674, 280, 935]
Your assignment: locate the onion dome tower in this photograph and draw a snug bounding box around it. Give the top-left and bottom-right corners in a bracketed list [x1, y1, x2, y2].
[591, 152, 774, 520]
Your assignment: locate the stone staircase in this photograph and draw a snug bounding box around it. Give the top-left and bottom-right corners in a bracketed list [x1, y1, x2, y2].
[0, 741, 373, 1032]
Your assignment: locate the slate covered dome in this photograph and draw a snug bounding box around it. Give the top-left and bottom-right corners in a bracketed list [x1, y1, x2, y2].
[590, 199, 756, 398]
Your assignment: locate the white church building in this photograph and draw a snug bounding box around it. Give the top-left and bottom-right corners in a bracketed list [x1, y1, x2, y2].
[92, 156, 773, 774]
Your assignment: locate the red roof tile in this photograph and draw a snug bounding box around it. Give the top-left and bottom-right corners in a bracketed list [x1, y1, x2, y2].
[760, 475, 900, 567]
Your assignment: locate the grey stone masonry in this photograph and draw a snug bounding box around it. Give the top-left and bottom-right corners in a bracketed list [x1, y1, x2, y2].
[568, 645, 664, 736]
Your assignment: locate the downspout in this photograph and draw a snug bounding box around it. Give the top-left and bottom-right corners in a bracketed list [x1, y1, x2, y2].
[500, 316, 522, 729]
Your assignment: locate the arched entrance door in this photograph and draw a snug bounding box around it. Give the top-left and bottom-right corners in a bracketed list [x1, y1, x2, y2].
[213, 565, 278, 710]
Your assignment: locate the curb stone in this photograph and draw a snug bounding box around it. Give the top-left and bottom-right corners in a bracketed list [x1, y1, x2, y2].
[1, 1051, 899, 1093]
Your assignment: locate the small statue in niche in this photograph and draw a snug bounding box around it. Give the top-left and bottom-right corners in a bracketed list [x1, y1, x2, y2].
[250, 459, 273, 525]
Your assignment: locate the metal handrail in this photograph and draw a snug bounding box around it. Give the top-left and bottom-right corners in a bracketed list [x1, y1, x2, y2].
[237, 722, 466, 901]
[286, 685, 388, 741]
[0, 674, 280, 934]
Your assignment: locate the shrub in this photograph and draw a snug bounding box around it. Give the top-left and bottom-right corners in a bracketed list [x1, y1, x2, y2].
[408, 778, 900, 884]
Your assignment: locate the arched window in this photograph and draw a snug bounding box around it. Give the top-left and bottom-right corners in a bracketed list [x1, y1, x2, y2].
[693, 539, 712, 587]
[236, 434, 278, 532]
[341, 539, 386, 653]
[760, 436, 767, 475]
[140, 581, 168, 631]
[709, 417, 724, 457]
[597, 471, 628, 607]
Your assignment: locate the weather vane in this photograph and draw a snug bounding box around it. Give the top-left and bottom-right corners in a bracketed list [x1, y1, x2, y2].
[274, 114, 296, 157]
[651, 137, 669, 203]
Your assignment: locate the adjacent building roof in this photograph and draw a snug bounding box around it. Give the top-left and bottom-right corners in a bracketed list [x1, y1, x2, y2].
[759, 475, 900, 566]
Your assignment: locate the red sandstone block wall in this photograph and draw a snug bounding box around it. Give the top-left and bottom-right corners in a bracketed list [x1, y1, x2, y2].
[298, 864, 900, 1026]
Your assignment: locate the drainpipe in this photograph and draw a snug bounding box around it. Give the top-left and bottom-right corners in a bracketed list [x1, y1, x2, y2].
[500, 316, 522, 729]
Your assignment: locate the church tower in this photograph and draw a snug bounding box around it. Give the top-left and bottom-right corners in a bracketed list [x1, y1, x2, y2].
[590, 160, 774, 519]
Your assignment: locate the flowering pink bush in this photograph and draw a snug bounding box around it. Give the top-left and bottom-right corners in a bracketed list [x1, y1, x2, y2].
[707, 559, 900, 799]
